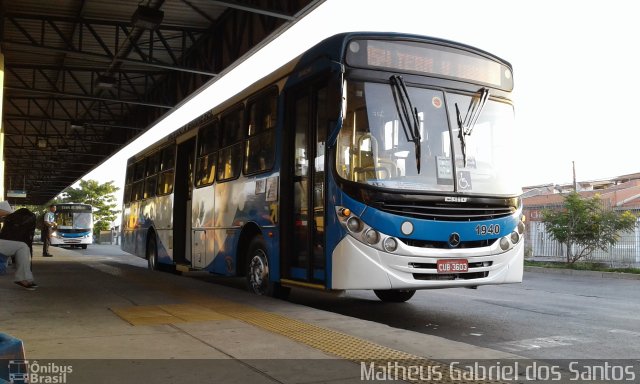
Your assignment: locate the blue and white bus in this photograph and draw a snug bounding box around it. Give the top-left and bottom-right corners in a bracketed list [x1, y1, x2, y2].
[121, 32, 524, 302]
[51, 203, 94, 249]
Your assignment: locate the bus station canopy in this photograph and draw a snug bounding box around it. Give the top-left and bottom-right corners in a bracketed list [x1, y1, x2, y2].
[1, 0, 322, 205]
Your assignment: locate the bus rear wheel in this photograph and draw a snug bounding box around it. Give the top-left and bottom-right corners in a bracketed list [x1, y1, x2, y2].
[374, 289, 416, 303]
[147, 235, 158, 271]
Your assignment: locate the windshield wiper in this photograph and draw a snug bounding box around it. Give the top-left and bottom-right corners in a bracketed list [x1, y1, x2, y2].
[455, 88, 490, 167]
[390, 75, 422, 173]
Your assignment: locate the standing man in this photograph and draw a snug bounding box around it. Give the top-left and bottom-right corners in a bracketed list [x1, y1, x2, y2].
[42, 204, 56, 257]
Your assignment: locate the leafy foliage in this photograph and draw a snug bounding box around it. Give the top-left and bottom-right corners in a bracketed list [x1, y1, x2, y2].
[542, 192, 637, 263]
[57, 180, 120, 236]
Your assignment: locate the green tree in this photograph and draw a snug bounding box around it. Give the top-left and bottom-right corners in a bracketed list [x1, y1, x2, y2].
[542, 192, 637, 264]
[59, 179, 120, 237]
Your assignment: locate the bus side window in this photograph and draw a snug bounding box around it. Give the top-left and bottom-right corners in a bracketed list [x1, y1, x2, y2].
[131, 181, 144, 201]
[157, 171, 174, 195]
[217, 143, 242, 181]
[245, 89, 277, 175]
[123, 164, 134, 203]
[144, 175, 157, 199]
[196, 154, 216, 187]
[217, 106, 244, 182]
[196, 120, 219, 187]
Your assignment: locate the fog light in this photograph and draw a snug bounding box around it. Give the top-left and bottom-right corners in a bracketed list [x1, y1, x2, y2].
[364, 229, 380, 244]
[383, 237, 398, 252]
[346, 217, 363, 233]
[517, 221, 525, 234]
[499, 237, 510, 251]
[510, 231, 520, 244]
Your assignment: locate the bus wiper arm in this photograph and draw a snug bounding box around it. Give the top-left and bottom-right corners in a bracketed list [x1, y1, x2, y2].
[390, 75, 422, 173]
[455, 88, 490, 167]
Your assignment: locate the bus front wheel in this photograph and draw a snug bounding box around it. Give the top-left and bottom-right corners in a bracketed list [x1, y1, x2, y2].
[374, 289, 416, 303]
[245, 236, 290, 299]
[246, 236, 271, 295]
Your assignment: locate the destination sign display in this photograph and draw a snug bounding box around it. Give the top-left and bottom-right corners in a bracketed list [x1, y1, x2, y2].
[346, 39, 512, 90]
[56, 204, 92, 212]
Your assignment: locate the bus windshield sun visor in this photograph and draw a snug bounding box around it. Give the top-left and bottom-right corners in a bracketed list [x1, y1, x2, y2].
[455, 88, 490, 167]
[389, 75, 422, 173]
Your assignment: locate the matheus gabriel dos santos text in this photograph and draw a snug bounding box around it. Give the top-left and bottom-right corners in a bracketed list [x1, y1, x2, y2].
[360, 361, 638, 382]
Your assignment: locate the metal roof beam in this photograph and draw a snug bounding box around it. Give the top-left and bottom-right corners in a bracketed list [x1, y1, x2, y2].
[208, 1, 296, 21]
[5, 86, 173, 109]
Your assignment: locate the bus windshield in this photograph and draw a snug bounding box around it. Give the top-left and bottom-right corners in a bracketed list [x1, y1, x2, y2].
[56, 211, 92, 230]
[336, 80, 520, 196]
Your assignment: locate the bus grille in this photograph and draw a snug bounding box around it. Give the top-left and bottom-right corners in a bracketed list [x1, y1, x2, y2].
[413, 272, 489, 280]
[409, 261, 493, 269]
[372, 201, 515, 221]
[401, 238, 496, 249]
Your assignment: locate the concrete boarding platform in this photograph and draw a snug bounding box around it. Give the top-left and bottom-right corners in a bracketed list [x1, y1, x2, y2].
[1, 244, 522, 383]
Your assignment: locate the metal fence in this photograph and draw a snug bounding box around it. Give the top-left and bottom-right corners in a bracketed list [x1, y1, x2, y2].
[524, 204, 640, 268]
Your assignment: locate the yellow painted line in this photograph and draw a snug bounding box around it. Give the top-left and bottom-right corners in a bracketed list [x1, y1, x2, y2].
[280, 279, 325, 290]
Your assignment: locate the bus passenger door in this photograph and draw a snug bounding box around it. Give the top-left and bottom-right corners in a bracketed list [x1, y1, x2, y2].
[174, 137, 195, 264]
[283, 82, 328, 286]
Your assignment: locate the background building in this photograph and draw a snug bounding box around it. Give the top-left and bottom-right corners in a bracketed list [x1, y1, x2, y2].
[522, 172, 640, 267]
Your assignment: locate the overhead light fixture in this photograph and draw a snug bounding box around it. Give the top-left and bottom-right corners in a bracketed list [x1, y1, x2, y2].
[37, 138, 47, 148]
[131, 5, 164, 29]
[96, 75, 117, 88]
[70, 121, 84, 129]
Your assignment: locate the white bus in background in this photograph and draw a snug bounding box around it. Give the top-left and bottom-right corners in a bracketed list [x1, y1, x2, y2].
[51, 203, 94, 249]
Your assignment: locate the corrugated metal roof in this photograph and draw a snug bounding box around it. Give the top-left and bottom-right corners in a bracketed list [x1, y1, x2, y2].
[2, 0, 323, 205]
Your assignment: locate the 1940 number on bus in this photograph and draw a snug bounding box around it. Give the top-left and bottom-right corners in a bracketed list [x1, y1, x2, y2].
[475, 224, 500, 236]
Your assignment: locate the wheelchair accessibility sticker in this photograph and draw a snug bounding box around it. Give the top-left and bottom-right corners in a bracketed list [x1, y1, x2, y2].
[457, 171, 472, 191]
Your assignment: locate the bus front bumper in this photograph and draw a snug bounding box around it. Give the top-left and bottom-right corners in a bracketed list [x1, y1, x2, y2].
[330, 235, 523, 290]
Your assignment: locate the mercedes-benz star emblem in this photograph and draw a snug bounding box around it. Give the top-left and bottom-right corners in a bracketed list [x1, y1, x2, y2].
[448, 232, 461, 248]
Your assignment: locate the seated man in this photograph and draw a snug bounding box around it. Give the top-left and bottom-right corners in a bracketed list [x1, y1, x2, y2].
[0, 252, 8, 275]
[0, 201, 37, 290]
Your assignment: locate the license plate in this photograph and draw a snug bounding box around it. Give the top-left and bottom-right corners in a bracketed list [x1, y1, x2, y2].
[437, 259, 469, 273]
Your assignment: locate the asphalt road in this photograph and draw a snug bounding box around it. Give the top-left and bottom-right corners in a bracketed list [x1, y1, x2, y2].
[286, 271, 640, 360]
[75, 245, 640, 360]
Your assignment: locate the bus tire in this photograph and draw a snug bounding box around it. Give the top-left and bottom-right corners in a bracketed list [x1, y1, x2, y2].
[373, 289, 416, 303]
[246, 236, 272, 296]
[146, 234, 158, 271]
[81, 245, 87, 249]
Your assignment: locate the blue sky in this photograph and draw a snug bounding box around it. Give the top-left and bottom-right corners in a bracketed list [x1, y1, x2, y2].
[84, 0, 640, 198]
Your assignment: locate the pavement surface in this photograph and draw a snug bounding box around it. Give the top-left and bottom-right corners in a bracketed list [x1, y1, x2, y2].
[3, 245, 638, 383]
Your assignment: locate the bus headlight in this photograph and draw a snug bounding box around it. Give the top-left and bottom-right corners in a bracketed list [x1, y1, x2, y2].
[510, 231, 520, 244]
[364, 229, 380, 245]
[499, 237, 510, 251]
[517, 221, 525, 235]
[336, 206, 399, 253]
[383, 237, 398, 252]
[346, 217, 363, 233]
